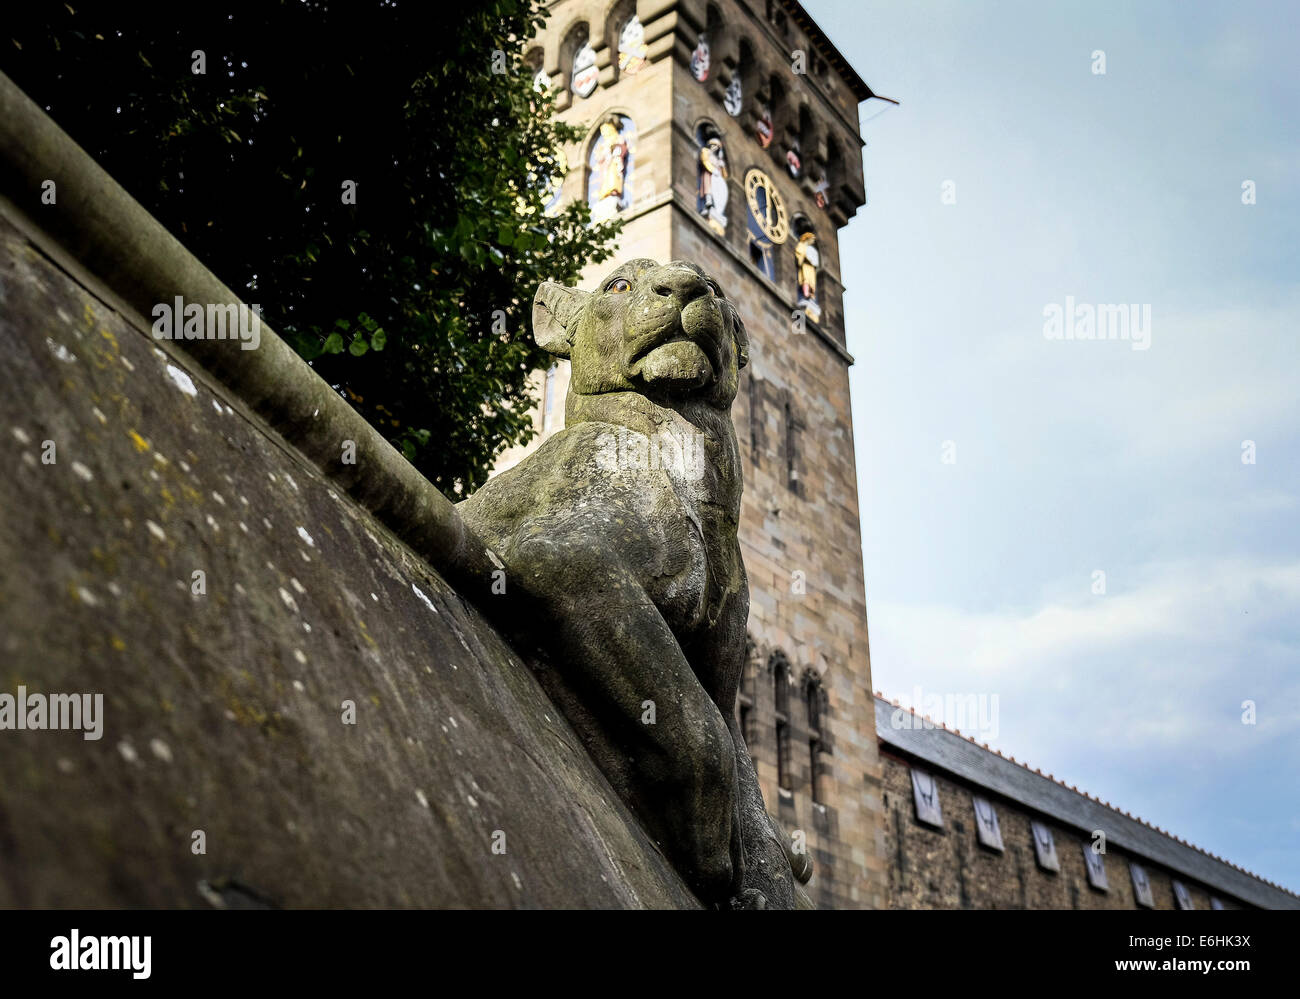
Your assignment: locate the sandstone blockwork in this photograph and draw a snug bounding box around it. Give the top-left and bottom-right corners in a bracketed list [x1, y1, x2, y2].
[505, 0, 886, 909]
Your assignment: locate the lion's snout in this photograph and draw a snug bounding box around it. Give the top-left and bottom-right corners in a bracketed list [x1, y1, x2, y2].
[648, 263, 710, 309]
[623, 275, 726, 392]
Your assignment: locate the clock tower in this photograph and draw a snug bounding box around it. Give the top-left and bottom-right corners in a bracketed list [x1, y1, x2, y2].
[498, 0, 887, 909]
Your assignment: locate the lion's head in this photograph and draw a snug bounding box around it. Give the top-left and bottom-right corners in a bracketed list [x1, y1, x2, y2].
[531, 259, 749, 410]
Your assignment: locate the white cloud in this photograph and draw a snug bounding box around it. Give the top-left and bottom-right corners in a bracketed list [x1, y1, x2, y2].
[870, 558, 1300, 750]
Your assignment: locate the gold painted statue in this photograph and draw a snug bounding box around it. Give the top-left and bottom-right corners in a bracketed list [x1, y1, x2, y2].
[596, 120, 629, 204]
[795, 231, 821, 322]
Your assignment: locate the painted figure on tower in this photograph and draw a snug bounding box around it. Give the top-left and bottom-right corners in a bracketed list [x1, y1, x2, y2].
[755, 102, 773, 148]
[691, 34, 711, 81]
[618, 16, 647, 75]
[587, 115, 636, 223]
[572, 41, 598, 98]
[724, 74, 743, 117]
[696, 127, 730, 235]
[795, 229, 821, 322]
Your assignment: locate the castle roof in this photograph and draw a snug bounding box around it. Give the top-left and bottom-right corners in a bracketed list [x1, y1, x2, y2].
[874, 693, 1300, 909]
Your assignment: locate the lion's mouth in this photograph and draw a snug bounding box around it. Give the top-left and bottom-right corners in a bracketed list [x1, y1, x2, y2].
[640, 340, 715, 387]
[626, 304, 723, 388]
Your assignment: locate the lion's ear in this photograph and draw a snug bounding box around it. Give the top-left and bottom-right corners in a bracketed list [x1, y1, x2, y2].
[532, 282, 588, 359]
[733, 313, 750, 370]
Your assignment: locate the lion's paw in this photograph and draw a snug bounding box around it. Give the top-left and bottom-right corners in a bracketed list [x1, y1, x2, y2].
[727, 888, 768, 910]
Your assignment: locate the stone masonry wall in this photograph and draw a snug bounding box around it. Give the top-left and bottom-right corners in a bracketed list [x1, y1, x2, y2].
[0, 204, 699, 910]
[880, 749, 1245, 910]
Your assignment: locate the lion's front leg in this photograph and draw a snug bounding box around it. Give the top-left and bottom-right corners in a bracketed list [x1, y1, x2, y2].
[514, 535, 741, 902]
[725, 712, 802, 909]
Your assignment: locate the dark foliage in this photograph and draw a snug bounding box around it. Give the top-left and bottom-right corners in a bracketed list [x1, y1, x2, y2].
[5, 0, 619, 495]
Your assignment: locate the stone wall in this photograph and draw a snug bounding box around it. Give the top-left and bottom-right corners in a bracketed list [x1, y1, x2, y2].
[880, 750, 1244, 910]
[0, 99, 700, 907]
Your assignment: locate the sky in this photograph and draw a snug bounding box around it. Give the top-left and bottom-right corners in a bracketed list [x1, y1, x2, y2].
[803, 0, 1300, 892]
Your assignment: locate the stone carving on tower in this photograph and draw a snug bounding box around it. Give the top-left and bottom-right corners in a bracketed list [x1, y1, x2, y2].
[785, 139, 802, 179]
[724, 73, 743, 117]
[588, 115, 635, 222]
[696, 125, 730, 235]
[755, 102, 774, 148]
[572, 41, 598, 98]
[619, 16, 647, 75]
[794, 228, 820, 322]
[690, 33, 711, 81]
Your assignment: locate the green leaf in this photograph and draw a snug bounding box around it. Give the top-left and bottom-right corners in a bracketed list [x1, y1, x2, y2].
[323, 332, 345, 354]
[293, 333, 322, 361]
[371, 328, 387, 351]
[349, 336, 369, 356]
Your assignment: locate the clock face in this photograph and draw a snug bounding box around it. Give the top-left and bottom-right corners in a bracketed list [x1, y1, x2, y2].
[744, 168, 788, 245]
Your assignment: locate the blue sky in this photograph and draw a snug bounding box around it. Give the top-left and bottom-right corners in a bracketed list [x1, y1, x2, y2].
[805, 0, 1300, 892]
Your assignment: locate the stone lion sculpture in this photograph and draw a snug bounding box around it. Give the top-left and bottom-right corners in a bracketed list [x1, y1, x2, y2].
[458, 259, 811, 908]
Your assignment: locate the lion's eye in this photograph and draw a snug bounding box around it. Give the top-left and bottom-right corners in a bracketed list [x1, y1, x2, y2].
[606, 278, 631, 294]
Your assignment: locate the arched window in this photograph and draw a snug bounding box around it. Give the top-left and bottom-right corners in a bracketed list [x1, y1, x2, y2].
[738, 635, 761, 758]
[690, 7, 721, 84]
[725, 38, 755, 121]
[771, 651, 792, 791]
[804, 671, 825, 803]
[609, 0, 646, 79]
[794, 104, 815, 177]
[524, 46, 549, 95]
[768, 74, 787, 153]
[561, 23, 597, 100]
[706, 4, 723, 33]
[765, 0, 789, 35]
